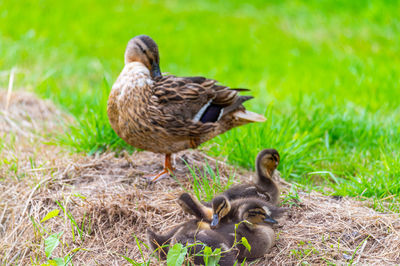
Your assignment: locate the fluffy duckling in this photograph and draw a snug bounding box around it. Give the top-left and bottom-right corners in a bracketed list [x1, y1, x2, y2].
[209, 195, 284, 229]
[107, 35, 266, 182]
[204, 198, 283, 261]
[178, 149, 281, 221]
[177, 192, 212, 220]
[222, 149, 281, 204]
[148, 200, 282, 264]
[230, 201, 280, 261]
[147, 219, 237, 265]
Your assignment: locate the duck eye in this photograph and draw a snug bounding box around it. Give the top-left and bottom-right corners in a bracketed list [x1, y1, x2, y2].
[137, 43, 146, 53]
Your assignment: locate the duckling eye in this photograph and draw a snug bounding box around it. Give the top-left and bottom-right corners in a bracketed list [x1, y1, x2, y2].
[248, 210, 265, 217]
[216, 201, 226, 214]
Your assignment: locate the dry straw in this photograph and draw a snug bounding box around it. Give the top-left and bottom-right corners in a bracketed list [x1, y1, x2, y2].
[1, 91, 399, 265]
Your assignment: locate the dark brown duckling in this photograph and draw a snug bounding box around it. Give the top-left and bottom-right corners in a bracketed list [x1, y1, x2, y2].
[222, 149, 281, 204]
[230, 201, 281, 261]
[147, 219, 237, 265]
[177, 149, 281, 221]
[149, 200, 284, 264]
[209, 195, 285, 229]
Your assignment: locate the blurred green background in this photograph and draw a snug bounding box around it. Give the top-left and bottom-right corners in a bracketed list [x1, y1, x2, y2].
[1, 0, 399, 205]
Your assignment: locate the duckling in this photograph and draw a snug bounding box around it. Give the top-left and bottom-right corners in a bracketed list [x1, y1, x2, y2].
[221, 149, 281, 204]
[148, 198, 283, 264]
[178, 149, 281, 221]
[210, 195, 284, 229]
[147, 219, 210, 260]
[201, 198, 282, 261]
[147, 219, 237, 265]
[107, 35, 266, 182]
[177, 192, 212, 221]
[230, 201, 280, 261]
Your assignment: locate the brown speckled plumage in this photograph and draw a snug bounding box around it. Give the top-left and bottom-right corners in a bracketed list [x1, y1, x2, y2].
[107, 35, 266, 181]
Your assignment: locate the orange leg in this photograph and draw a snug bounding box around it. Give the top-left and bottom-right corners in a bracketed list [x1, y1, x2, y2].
[147, 154, 174, 182]
[190, 138, 199, 149]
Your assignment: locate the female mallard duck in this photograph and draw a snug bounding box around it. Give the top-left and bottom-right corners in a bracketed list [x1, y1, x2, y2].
[178, 148, 281, 221]
[107, 35, 266, 182]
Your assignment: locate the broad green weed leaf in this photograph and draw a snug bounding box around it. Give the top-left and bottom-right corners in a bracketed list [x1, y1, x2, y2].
[167, 243, 187, 266]
[48, 256, 69, 266]
[203, 246, 221, 266]
[45, 232, 63, 258]
[46, 256, 71, 266]
[205, 250, 221, 266]
[241, 237, 251, 252]
[41, 209, 60, 223]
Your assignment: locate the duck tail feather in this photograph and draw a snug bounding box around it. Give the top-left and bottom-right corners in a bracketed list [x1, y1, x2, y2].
[233, 110, 266, 122]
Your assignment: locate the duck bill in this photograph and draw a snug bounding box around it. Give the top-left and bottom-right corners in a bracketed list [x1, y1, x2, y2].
[210, 214, 219, 228]
[151, 62, 162, 79]
[264, 217, 278, 224]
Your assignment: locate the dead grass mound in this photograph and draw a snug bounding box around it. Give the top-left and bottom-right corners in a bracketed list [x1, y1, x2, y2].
[1, 91, 399, 265]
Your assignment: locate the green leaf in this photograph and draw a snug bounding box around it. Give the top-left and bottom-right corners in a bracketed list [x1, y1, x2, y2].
[46, 256, 71, 266]
[41, 209, 60, 223]
[45, 232, 63, 258]
[203, 246, 221, 266]
[167, 243, 187, 266]
[241, 237, 251, 252]
[203, 246, 212, 265]
[206, 256, 221, 266]
[203, 246, 212, 256]
[121, 255, 140, 265]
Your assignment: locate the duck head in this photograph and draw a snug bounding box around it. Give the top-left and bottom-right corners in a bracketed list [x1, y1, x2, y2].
[241, 205, 278, 226]
[210, 195, 231, 229]
[255, 149, 280, 180]
[124, 35, 162, 79]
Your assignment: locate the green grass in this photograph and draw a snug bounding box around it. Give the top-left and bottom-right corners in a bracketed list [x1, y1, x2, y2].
[181, 160, 237, 202]
[1, 0, 399, 205]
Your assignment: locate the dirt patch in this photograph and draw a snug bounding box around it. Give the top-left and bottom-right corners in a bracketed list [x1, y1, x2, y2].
[1, 91, 399, 265]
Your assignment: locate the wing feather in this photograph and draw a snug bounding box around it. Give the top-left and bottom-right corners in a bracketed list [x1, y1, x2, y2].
[152, 75, 252, 137]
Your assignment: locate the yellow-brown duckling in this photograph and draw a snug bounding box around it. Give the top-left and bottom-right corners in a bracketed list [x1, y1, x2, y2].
[186, 196, 284, 261]
[178, 149, 281, 221]
[222, 148, 281, 204]
[227, 200, 281, 261]
[148, 200, 283, 264]
[108, 35, 266, 182]
[209, 195, 284, 229]
[147, 219, 237, 265]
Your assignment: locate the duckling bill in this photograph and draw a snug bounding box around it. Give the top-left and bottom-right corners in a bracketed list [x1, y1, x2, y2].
[108, 35, 266, 182]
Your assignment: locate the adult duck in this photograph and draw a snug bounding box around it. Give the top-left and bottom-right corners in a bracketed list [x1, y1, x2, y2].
[108, 35, 266, 182]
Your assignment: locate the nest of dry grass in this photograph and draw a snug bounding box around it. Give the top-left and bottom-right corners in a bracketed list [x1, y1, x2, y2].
[1, 91, 399, 265]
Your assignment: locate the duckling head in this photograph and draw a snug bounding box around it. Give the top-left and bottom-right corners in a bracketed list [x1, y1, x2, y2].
[240, 205, 278, 227]
[125, 35, 161, 79]
[210, 195, 231, 228]
[255, 149, 280, 180]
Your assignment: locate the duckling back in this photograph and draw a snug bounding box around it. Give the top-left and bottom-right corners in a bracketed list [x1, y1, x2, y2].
[147, 219, 238, 265]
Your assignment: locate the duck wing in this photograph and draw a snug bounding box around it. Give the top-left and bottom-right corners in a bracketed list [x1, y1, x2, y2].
[152, 75, 253, 137]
